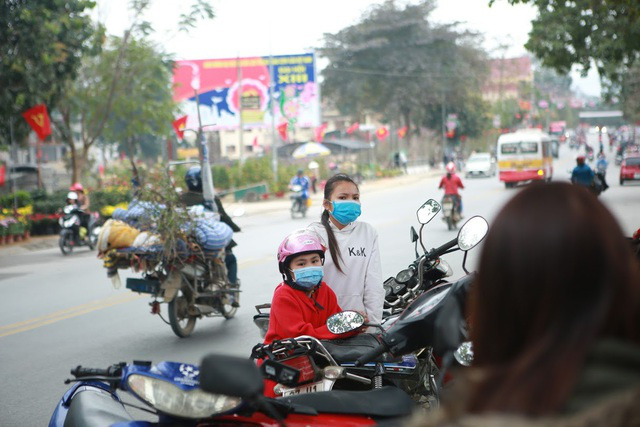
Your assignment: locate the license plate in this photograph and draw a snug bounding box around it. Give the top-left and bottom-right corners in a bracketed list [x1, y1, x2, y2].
[634, 173, 640, 179]
[281, 380, 324, 396]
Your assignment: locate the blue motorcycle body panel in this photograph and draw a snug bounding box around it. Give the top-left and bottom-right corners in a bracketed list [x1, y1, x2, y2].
[49, 361, 200, 427]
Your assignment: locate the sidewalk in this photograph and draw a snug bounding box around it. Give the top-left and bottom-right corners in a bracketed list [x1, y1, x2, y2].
[0, 166, 441, 256]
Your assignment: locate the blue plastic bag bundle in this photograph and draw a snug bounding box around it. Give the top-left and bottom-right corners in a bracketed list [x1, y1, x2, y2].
[193, 218, 233, 251]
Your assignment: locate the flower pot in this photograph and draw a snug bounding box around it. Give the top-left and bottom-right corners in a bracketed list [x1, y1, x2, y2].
[24, 231, 30, 240]
[6, 235, 14, 244]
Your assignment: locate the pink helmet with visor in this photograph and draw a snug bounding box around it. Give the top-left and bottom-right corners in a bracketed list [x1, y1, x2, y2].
[277, 230, 326, 274]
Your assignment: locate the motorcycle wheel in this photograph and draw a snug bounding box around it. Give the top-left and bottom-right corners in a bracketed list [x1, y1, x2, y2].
[168, 287, 197, 338]
[87, 226, 96, 250]
[446, 217, 453, 231]
[221, 287, 239, 319]
[59, 230, 73, 255]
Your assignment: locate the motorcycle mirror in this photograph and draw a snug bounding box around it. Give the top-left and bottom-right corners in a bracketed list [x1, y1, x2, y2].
[453, 342, 474, 367]
[200, 354, 264, 398]
[416, 199, 441, 224]
[410, 226, 418, 243]
[326, 310, 365, 334]
[457, 216, 489, 251]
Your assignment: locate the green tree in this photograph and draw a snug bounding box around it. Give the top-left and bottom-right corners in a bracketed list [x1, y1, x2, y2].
[492, 0, 640, 85]
[321, 0, 488, 138]
[50, 0, 214, 183]
[0, 0, 97, 145]
[103, 36, 176, 181]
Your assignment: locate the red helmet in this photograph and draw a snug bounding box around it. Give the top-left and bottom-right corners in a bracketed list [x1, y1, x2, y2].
[446, 162, 456, 173]
[277, 230, 325, 274]
[70, 182, 84, 192]
[576, 155, 586, 163]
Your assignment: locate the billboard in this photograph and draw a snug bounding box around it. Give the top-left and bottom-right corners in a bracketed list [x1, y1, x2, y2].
[173, 53, 320, 131]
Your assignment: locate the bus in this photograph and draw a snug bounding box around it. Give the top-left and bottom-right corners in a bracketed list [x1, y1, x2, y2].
[497, 130, 553, 188]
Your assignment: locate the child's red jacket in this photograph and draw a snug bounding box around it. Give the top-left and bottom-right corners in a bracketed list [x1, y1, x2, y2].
[264, 281, 357, 344]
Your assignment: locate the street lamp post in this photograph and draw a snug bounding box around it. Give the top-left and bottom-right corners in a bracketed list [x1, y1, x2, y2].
[179, 61, 217, 213]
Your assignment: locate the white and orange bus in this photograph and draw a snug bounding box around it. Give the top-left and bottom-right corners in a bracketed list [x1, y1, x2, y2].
[497, 130, 554, 188]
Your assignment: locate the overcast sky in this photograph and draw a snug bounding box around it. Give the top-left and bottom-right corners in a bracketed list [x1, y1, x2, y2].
[93, 0, 601, 96]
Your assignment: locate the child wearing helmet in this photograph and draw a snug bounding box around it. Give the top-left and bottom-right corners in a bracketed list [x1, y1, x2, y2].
[264, 230, 362, 345]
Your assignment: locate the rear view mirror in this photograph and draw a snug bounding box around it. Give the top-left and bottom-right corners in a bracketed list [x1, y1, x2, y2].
[457, 216, 489, 251]
[416, 199, 441, 224]
[326, 311, 365, 334]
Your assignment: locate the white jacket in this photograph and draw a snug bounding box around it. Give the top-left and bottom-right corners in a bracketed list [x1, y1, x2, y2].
[308, 220, 384, 325]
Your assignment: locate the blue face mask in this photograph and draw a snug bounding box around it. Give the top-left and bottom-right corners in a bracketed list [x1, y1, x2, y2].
[292, 266, 324, 289]
[330, 200, 361, 225]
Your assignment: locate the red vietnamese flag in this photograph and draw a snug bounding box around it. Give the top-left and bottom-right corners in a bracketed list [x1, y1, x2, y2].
[0, 164, 5, 187]
[375, 126, 389, 141]
[346, 122, 359, 134]
[277, 122, 288, 141]
[397, 126, 408, 138]
[172, 115, 188, 139]
[252, 136, 259, 148]
[22, 104, 51, 141]
[315, 123, 328, 142]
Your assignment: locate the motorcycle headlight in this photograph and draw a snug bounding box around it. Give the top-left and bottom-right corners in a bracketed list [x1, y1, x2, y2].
[127, 374, 242, 419]
[436, 259, 453, 277]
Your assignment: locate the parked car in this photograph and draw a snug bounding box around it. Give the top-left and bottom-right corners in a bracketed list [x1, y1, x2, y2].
[464, 152, 496, 178]
[620, 153, 640, 185]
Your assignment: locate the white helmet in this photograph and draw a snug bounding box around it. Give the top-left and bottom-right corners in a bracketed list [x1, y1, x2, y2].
[67, 191, 78, 200]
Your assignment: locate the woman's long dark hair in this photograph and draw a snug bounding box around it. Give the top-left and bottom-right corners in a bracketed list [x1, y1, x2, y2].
[321, 173, 359, 273]
[467, 182, 640, 416]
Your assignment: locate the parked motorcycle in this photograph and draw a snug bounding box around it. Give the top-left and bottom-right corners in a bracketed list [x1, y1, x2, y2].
[290, 184, 308, 218]
[441, 195, 461, 230]
[110, 248, 240, 338]
[58, 205, 100, 255]
[51, 355, 415, 426]
[384, 199, 453, 317]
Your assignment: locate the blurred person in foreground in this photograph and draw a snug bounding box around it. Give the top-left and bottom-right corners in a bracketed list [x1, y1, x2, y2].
[414, 182, 640, 426]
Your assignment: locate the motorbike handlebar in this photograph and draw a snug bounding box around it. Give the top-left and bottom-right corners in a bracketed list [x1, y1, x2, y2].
[71, 365, 121, 378]
[427, 237, 458, 259]
[354, 342, 388, 367]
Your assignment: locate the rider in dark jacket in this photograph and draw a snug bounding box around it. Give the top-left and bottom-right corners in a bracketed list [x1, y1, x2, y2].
[571, 155, 595, 188]
[180, 166, 241, 287]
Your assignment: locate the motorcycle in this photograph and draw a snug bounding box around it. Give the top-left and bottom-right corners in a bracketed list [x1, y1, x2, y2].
[290, 184, 308, 218]
[50, 355, 416, 426]
[252, 215, 488, 407]
[58, 205, 100, 255]
[108, 247, 240, 338]
[384, 199, 454, 317]
[441, 195, 461, 231]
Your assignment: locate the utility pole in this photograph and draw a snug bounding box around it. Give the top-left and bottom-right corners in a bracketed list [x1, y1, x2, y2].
[237, 56, 244, 164]
[269, 54, 278, 181]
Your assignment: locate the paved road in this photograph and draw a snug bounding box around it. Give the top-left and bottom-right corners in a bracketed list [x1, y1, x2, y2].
[1, 145, 638, 426]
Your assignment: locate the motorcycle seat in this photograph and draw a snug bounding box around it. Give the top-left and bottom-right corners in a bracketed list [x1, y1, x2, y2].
[63, 386, 134, 426]
[280, 385, 414, 418]
[320, 334, 402, 365]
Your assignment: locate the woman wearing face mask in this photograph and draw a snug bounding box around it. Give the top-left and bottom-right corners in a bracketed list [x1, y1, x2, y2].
[307, 174, 384, 326]
[263, 230, 361, 345]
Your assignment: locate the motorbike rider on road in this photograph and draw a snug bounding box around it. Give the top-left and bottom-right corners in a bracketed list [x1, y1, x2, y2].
[596, 151, 610, 191]
[571, 155, 595, 189]
[180, 166, 241, 288]
[69, 182, 91, 230]
[438, 162, 464, 217]
[289, 169, 310, 205]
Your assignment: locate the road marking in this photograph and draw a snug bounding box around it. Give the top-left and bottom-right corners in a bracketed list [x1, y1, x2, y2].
[0, 293, 143, 338]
